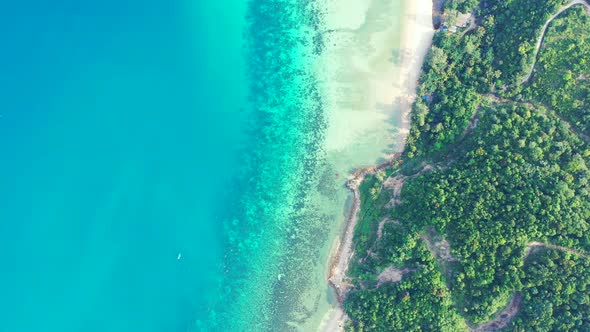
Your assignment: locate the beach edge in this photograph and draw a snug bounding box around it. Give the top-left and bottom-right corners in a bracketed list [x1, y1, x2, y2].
[320, 0, 435, 330]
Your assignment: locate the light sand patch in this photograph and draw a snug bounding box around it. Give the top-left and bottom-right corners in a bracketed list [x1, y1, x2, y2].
[376, 266, 414, 287]
[422, 227, 458, 266]
[423, 234, 458, 263]
[317, 306, 347, 332]
[384, 174, 405, 198]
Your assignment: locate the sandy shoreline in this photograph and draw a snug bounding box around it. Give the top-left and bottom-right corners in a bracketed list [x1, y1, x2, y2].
[318, 0, 435, 330]
[328, 154, 401, 302]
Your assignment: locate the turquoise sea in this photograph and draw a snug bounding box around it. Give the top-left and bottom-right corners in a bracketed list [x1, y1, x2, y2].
[0, 0, 335, 331]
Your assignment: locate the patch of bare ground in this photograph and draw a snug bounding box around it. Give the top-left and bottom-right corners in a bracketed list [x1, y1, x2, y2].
[383, 175, 405, 208]
[365, 249, 378, 260]
[471, 294, 522, 332]
[377, 218, 399, 240]
[420, 162, 436, 173]
[422, 227, 458, 278]
[467, 107, 480, 131]
[460, 11, 478, 37]
[384, 162, 437, 208]
[523, 243, 544, 259]
[376, 266, 415, 287]
[458, 105, 481, 140]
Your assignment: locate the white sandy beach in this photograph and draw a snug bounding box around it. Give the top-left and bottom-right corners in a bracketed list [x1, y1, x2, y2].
[314, 0, 435, 330]
[318, 0, 435, 165]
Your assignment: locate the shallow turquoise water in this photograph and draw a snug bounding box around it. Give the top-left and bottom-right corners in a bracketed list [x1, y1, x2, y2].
[0, 0, 331, 331]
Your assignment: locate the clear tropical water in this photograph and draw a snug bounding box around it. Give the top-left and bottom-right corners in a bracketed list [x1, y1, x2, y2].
[0, 1, 245, 331]
[0, 0, 333, 331]
[0, 0, 411, 330]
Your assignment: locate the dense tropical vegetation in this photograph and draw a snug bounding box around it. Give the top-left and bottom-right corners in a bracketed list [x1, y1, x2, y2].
[510, 249, 590, 331]
[345, 225, 466, 331]
[523, 7, 590, 136]
[343, 0, 590, 330]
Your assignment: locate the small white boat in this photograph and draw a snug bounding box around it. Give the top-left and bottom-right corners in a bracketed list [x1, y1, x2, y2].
[177, 252, 182, 260]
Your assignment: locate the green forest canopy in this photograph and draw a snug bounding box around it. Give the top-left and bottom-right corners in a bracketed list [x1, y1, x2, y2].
[343, 0, 590, 330]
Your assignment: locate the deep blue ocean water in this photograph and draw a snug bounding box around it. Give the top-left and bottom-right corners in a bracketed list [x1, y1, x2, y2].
[0, 1, 330, 331]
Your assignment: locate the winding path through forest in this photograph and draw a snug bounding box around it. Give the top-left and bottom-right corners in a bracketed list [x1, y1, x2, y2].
[483, 93, 590, 142]
[470, 241, 588, 331]
[471, 294, 522, 332]
[522, 0, 590, 83]
[526, 241, 589, 259]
